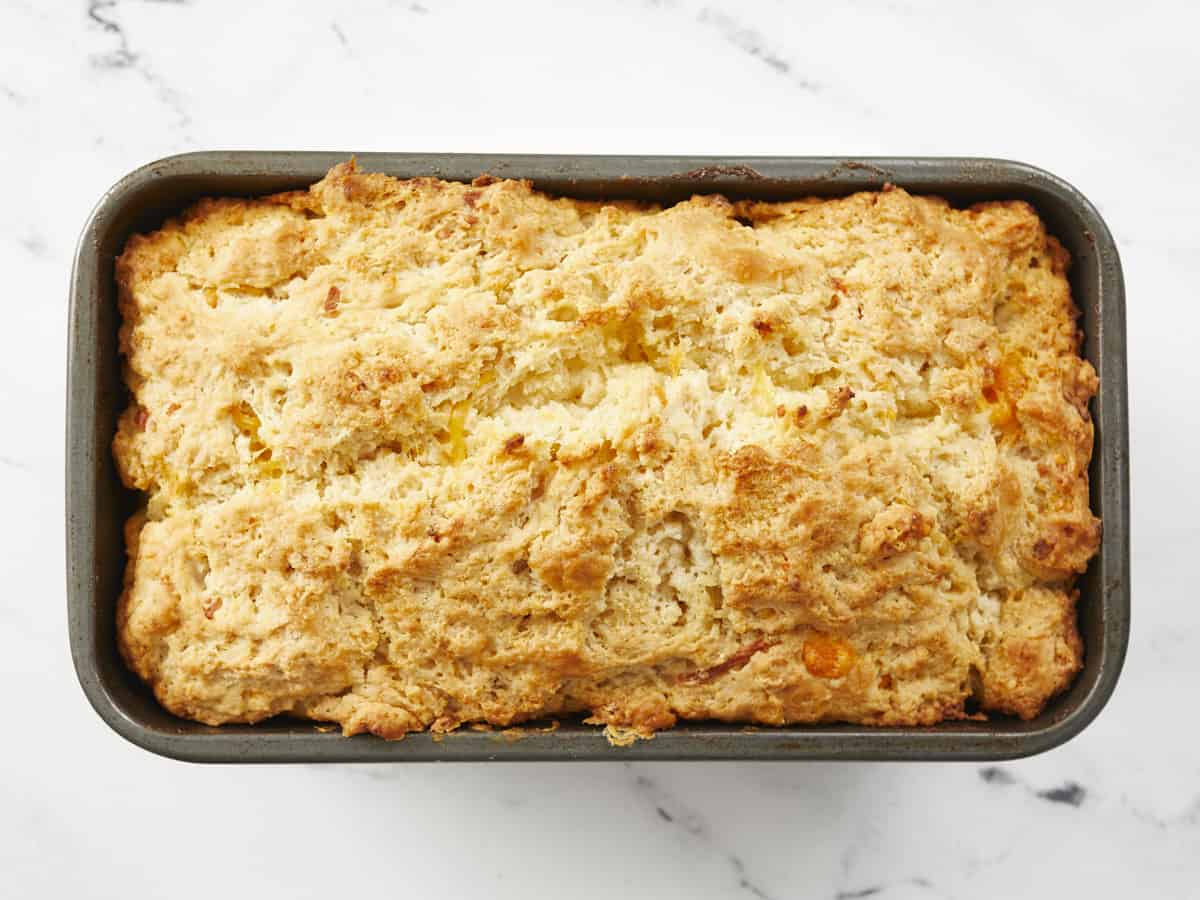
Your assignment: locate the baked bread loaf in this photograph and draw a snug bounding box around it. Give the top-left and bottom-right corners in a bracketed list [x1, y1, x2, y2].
[113, 163, 1100, 739]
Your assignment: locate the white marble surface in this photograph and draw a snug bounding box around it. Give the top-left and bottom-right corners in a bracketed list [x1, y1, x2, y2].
[2, 0, 1198, 896]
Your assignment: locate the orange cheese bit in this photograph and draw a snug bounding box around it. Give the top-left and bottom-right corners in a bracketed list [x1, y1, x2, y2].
[982, 352, 1026, 434]
[802, 634, 856, 679]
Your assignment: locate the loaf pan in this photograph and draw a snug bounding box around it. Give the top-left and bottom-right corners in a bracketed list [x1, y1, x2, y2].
[67, 153, 1129, 762]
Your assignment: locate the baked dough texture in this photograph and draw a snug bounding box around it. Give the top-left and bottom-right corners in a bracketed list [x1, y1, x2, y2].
[113, 163, 1100, 738]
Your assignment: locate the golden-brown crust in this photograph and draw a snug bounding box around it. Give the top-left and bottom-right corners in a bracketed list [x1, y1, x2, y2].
[976, 587, 1084, 719]
[113, 165, 1099, 739]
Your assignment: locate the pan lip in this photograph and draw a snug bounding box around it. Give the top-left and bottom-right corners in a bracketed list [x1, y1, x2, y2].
[66, 153, 1129, 763]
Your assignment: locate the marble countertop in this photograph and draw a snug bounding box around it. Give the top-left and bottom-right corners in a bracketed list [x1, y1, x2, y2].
[2, 1, 1197, 896]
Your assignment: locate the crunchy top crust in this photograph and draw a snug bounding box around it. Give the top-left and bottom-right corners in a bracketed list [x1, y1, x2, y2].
[113, 163, 1099, 737]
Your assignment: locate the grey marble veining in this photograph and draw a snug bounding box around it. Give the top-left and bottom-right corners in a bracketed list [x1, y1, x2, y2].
[1, 0, 1197, 897]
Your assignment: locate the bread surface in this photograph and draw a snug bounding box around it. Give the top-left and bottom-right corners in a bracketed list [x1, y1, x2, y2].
[113, 163, 1100, 738]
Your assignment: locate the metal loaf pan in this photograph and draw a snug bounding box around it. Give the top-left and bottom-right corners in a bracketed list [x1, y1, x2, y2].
[67, 154, 1129, 762]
